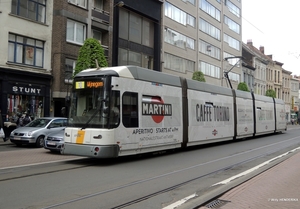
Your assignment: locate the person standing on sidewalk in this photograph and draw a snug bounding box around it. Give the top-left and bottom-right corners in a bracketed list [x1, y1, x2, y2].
[0, 109, 6, 142]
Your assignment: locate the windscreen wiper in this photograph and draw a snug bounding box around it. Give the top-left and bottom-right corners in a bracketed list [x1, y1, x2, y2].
[81, 100, 104, 130]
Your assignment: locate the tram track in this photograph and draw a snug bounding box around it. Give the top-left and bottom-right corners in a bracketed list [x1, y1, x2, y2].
[40, 134, 300, 209]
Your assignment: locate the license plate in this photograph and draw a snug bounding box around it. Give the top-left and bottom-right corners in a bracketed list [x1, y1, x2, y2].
[14, 137, 21, 140]
[47, 141, 56, 145]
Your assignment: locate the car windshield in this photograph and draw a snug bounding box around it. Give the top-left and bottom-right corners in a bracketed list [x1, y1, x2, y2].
[26, 119, 51, 128]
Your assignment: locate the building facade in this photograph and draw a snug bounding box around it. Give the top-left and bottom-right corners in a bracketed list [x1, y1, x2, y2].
[0, 0, 53, 122]
[50, 0, 162, 116]
[0, 0, 298, 120]
[241, 42, 255, 91]
[244, 40, 268, 95]
[290, 76, 299, 121]
[163, 0, 242, 88]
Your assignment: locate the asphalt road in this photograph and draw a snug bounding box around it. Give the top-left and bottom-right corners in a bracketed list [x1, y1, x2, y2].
[0, 126, 299, 209]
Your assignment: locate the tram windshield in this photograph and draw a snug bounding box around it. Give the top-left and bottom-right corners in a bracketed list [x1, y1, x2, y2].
[68, 77, 120, 129]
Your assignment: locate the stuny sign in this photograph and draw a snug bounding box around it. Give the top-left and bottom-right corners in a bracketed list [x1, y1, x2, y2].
[142, 97, 172, 123]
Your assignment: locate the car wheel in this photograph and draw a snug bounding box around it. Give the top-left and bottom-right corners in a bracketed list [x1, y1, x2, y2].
[36, 136, 45, 148]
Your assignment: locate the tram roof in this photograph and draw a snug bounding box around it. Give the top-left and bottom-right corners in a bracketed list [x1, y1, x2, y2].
[76, 66, 183, 87]
[186, 79, 233, 97]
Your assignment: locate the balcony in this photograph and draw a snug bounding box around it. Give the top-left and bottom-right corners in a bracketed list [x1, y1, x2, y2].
[92, 8, 109, 24]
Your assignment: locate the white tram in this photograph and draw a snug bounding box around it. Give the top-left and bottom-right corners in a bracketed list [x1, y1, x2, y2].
[61, 66, 287, 158]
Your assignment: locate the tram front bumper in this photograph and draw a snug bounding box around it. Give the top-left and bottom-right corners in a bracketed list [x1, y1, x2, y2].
[61, 143, 120, 158]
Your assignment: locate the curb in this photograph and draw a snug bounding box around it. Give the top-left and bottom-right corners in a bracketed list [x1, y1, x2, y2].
[0, 138, 14, 146]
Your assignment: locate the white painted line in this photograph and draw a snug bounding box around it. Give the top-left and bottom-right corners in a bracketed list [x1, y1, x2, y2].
[0, 157, 86, 170]
[162, 193, 198, 209]
[212, 146, 300, 186]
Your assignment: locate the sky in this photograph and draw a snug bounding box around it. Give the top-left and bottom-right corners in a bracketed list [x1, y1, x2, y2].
[242, 0, 300, 75]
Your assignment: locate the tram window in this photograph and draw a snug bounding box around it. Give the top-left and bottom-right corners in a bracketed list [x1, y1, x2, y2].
[122, 92, 139, 128]
[110, 91, 120, 127]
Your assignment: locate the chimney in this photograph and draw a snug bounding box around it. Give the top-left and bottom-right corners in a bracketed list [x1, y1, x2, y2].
[267, 55, 273, 59]
[247, 39, 253, 46]
[259, 46, 264, 54]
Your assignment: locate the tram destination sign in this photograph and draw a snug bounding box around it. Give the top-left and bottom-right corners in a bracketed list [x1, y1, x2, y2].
[75, 81, 103, 89]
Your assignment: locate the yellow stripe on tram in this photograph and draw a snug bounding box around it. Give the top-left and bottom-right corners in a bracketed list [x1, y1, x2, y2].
[76, 130, 85, 144]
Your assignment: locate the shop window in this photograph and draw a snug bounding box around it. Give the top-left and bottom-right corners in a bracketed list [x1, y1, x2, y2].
[7, 94, 44, 122]
[122, 92, 138, 128]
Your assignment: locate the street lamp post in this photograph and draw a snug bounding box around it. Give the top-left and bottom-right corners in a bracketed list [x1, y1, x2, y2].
[224, 56, 243, 89]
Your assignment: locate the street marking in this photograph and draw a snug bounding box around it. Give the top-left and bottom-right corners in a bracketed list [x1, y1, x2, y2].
[162, 193, 198, 209]
[212, 146, 300, 186]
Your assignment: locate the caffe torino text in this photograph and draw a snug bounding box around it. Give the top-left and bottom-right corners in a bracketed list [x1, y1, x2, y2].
[196, 104, 230, 122]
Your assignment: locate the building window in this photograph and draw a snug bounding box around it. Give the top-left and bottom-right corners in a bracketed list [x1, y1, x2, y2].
[199, 0, 221, 21]
[67, 19, 86, 45]
[199, 61, 220, 78]
[164, 53, 195, 73]
[68, 0, 87, 8]
[93, 0, 103, 10]
[119, 48, 153, 69]
[7, 94, 44, 121]
[199, 18, 220, 40]
[165, 2, 196, 27]
[65, 58, 76, 78]
[225, 0, 240, 17]
[118, 9, 154, 69]
[11, 0, 46, 23]
[187, 14, 196, 27]
[224, 34, 240, 50]
[228, 72, 240, 82]
[92, 29, 102, 42]
[8, 33, 44, 67]
[165, 28, 195, 50]
[119, 10, 154, 47]
[224, 15, 240, 34]
[224, 52, 240, 66]
[182, 0, 196, 5]
[199, 39, 220, 59]
[142, 19, 154, 47]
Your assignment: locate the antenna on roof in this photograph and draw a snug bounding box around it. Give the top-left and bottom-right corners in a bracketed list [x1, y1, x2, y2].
[95, 59, 100, 69]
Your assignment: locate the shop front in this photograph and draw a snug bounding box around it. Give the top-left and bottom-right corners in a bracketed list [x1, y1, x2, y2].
[0, 68, 52, 124]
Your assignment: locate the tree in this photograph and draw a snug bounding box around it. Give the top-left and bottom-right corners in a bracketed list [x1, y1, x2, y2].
[192, 71, 206, 82]
[74, 38, 108, 76]
[265, 89, 276, 98]
[237, 82, 250, 92]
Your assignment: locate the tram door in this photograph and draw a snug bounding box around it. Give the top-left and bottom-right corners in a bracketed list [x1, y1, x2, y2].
[122, 92, 139, 128]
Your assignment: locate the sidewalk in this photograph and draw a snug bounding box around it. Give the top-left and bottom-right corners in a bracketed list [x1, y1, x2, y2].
[199, 149, 300, 209]
[197, 125, 300, 209]
[0, 138, 13, 146]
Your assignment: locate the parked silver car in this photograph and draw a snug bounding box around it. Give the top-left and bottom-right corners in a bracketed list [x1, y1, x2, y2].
[44, 128, 65, 152]
[10, 117, 67, 147]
